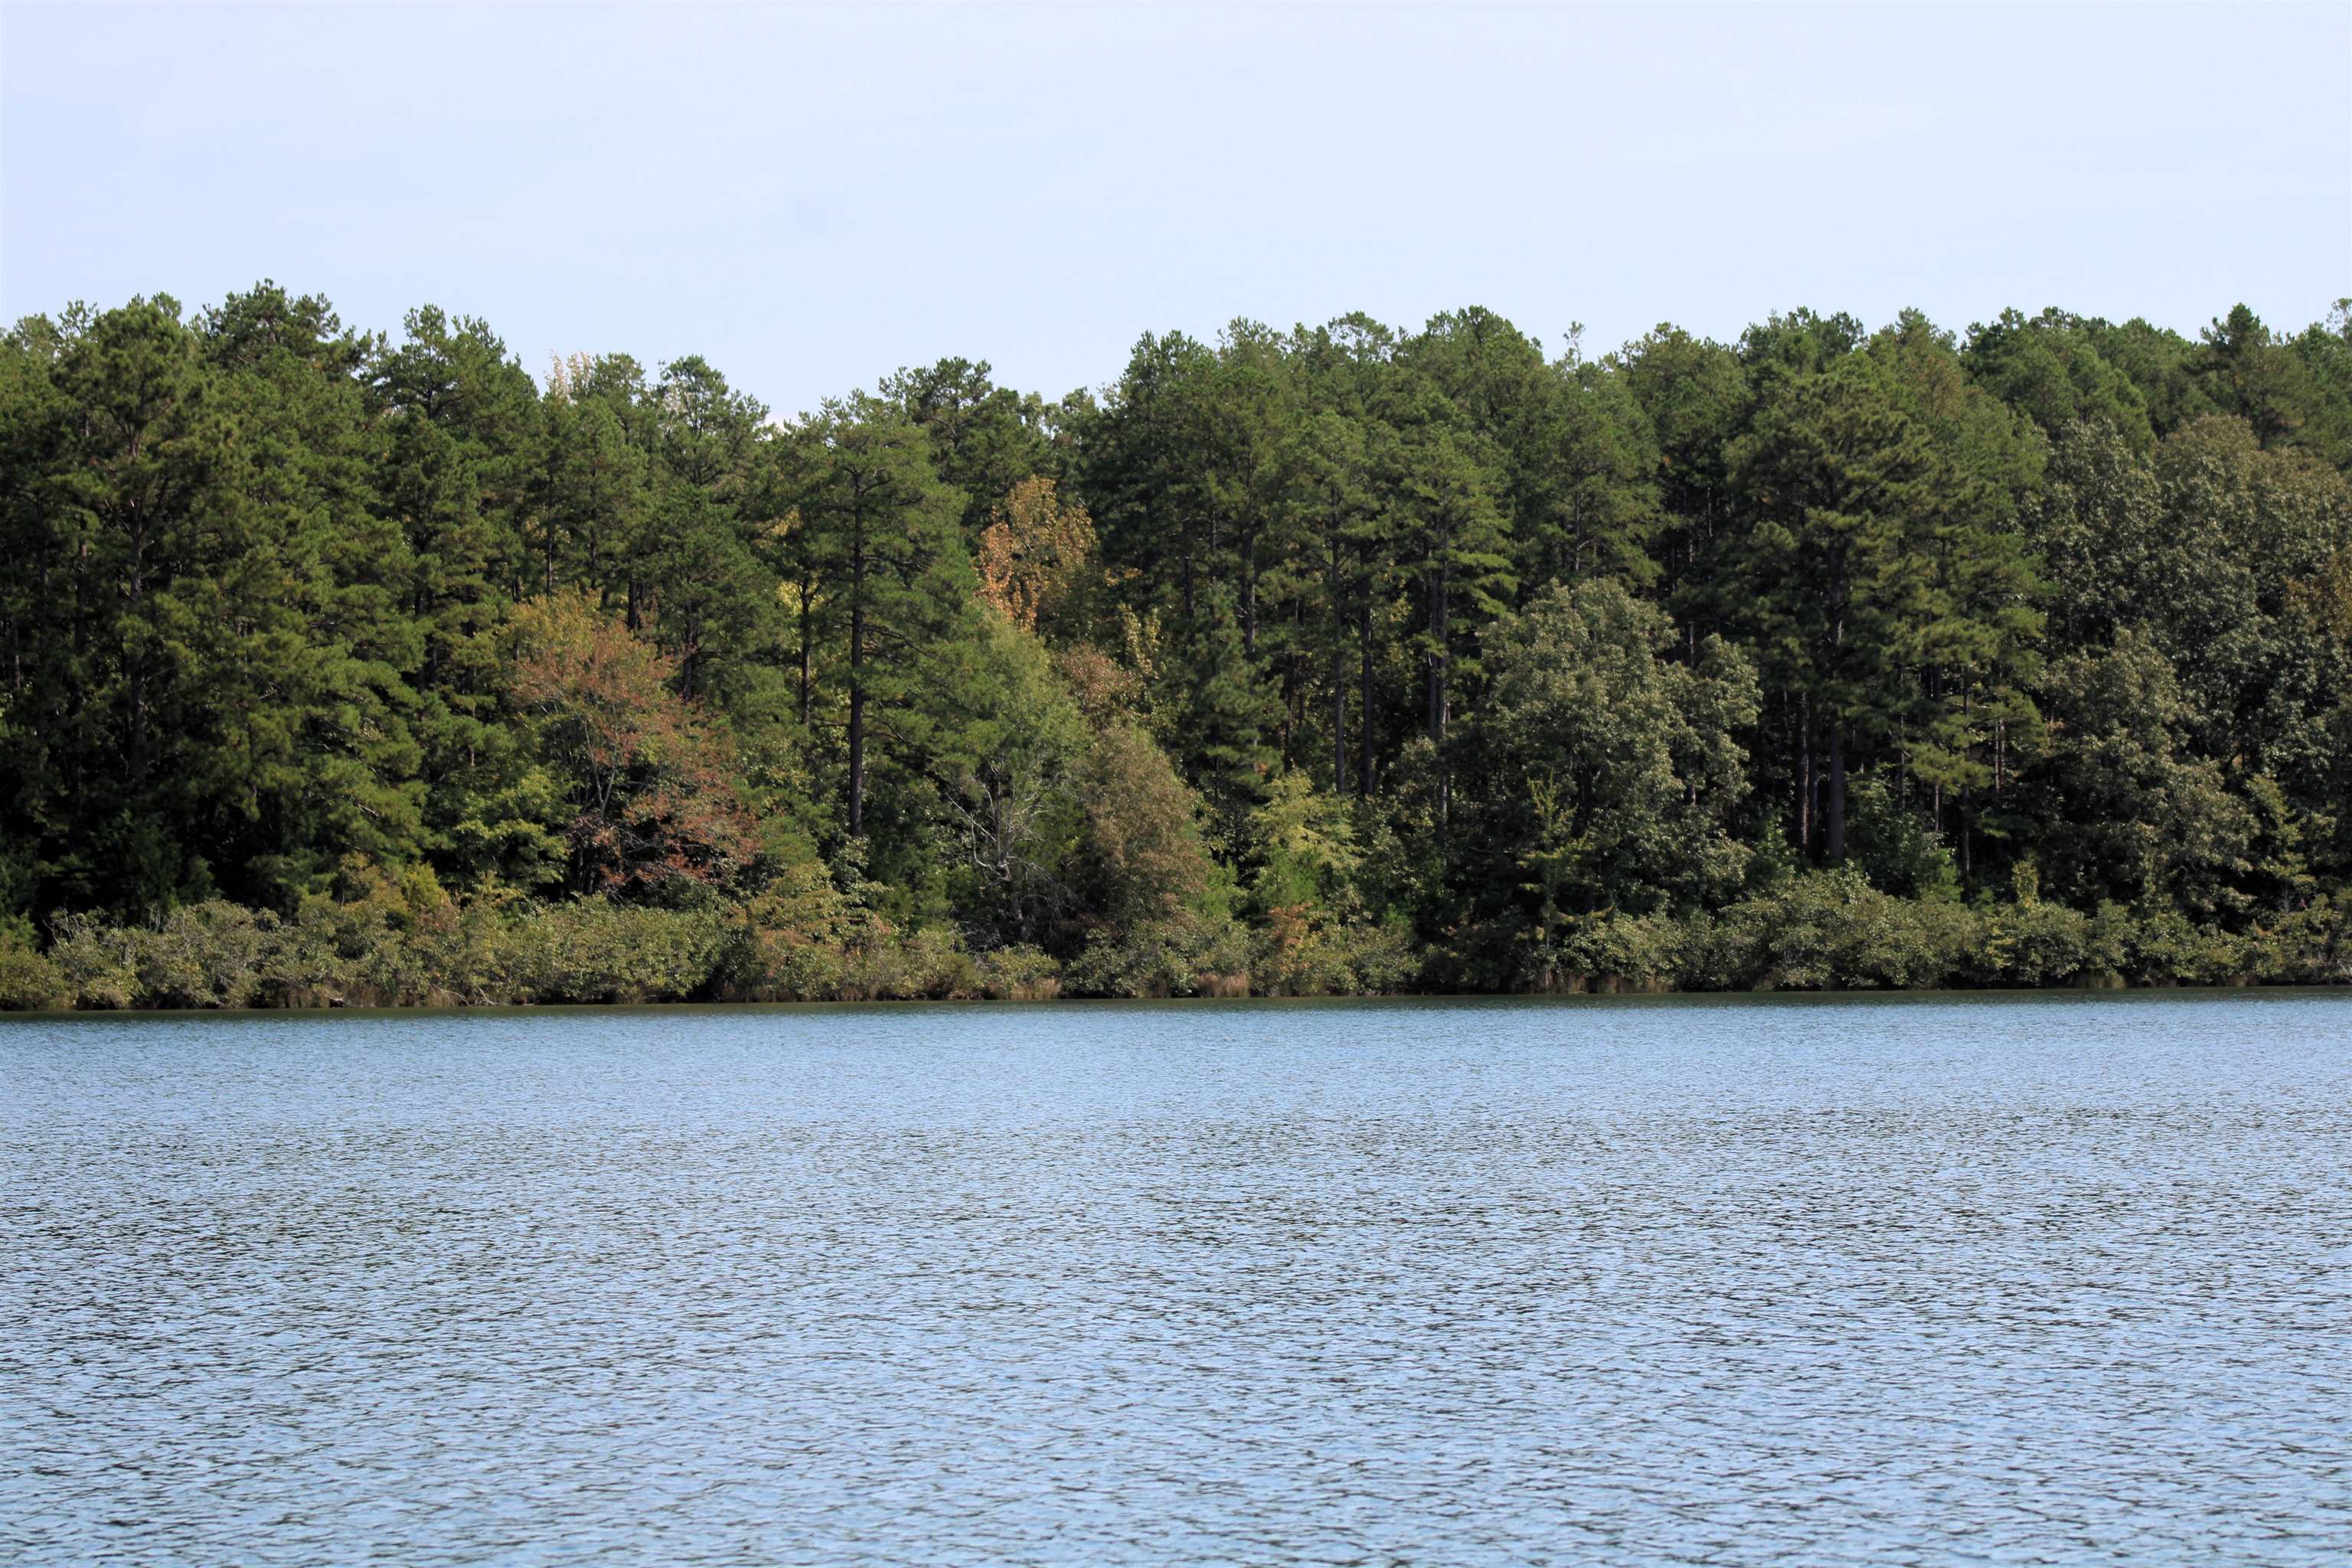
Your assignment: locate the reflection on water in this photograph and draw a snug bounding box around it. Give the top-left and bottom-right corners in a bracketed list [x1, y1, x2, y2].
[5, 993, 2350, 1565]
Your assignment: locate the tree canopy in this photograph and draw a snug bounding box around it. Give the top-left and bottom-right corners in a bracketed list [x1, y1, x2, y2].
[5, 283, 2351, 1004]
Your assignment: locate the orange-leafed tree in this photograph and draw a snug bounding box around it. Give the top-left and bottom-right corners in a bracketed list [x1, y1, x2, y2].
[975, 476, 1096, 637]
[508, 590, 760, 891]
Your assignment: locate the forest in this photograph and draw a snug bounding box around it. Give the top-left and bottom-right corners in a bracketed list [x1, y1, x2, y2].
[2, 285, 2349, 1008]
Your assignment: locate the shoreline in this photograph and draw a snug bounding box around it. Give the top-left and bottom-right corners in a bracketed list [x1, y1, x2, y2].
[8, 982, 2351, 1021]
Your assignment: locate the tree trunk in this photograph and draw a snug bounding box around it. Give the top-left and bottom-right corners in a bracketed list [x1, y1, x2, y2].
[1795, 695, 1812, 857]
[126, 516, 149, 795]
[796, 570, 812, 727]
[1426, 566, 1449, 746]
[1429, 562, 1451, 831]
[1180, 524, 1195, 623]
[848, 518, 867, 838]
[1240, 531, 1258, 659]
[1329, 538, 1347, 795]
[1827, 721, 1847, 863]
[1357, 556, 1376, 798]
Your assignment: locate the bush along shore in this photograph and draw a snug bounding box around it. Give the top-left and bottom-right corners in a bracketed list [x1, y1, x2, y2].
[5, 286, 2352, 1009]
[2, 869, 2344, 1012]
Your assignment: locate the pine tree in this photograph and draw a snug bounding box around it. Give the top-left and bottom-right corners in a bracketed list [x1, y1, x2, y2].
[1393, 423, 1513, 833]
[1174, 581, 1278, 851]
[786, 401, 975, 839]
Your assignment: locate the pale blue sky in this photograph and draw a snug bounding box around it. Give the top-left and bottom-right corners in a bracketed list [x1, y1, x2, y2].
[4, 2, 2346, 413]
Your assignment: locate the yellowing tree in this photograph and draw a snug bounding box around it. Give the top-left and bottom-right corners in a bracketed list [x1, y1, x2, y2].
[975, 476, 1096, 636]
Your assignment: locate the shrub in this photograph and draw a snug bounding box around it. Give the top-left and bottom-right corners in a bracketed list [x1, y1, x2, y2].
[2126, 906, 2249, 986]
[260, 898, 351, 1006]
[823, 916, 989, 1001]
[1723, 872, 1975, 991]
[2254, 898, 2352, 984]
[1252, 905, 1426, 998]
[0, 933, 64, 1010]
[718, 861, 854, 1000]
[504, 899, 727, 1003]
[134, 902, 276, 1008]
[1557, 910, 1687, 993]
[50, 916, 142, 1009]
[1250, 903, 1355, 997]
[975, 944, 1060, 1000]
[833, 913, 909, 1001]
[900, 927, 980, 999]
[1668, 910, 1750, 991]
[1341, 916, 1420, 995]
[1065, 909, 1249, 998]
[2082, 902, 2136, 987]
[1977, 900, 2091, 987]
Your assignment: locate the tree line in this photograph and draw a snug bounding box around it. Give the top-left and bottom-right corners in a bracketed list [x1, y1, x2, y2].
[2, 283, 2349, 1007]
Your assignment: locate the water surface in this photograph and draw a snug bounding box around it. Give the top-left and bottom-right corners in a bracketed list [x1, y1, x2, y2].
[5, 993, 2350, 1564]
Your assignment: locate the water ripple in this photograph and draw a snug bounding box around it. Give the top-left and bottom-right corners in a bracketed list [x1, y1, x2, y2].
[4, 992, 2349, 1564]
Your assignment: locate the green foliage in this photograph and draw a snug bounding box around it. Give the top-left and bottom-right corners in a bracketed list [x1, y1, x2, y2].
[1070, 718, 1221, 933]
[1245, 773, 1361, 913]
[0, 929, 64, 1010]
[720, 859, 854, 1001]
[1843, 773, 1961, 901]
[2029, 632, 2255, 917]
[1064, 906, 1251, 998]
[3, 284, 2350, 1005]
[1733, 872, 1974, 990]
[1174, 583, 1279, 843]
[1475, 578, 1759, 923]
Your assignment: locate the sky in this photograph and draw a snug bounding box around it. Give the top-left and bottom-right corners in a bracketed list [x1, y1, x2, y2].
[3, 2, 2347, 415]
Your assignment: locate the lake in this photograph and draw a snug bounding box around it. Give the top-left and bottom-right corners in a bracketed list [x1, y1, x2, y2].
[5, 993, 2349, 1565]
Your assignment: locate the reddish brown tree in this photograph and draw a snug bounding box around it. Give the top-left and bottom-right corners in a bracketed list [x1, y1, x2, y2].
[508, 591, 759, 890]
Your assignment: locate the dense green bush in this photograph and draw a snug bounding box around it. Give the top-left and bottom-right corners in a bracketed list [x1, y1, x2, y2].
[2125, 907, 2250, 987]
[2243, 896, 2352, 984]
[975, 944, 1061, 1001]
[1975, 900, 2094, 987]
[50, 916, 146, 1009]
[1065, 909, 1251, 998]
[1703, 873, 1968, 991]
[0, 932, 64, 1010]
[4, 876, 2344, 1013]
